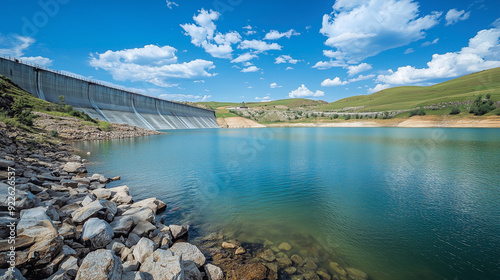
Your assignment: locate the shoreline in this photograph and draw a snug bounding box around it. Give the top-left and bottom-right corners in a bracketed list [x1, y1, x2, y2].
[217, 115, 500, 129]
[0, 123, 369, 280]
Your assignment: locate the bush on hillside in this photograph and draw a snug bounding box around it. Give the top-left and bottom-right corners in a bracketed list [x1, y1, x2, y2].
[469, 94, 495, 116]
[409, 107, 426, 117]
[450, 107, 461, 115]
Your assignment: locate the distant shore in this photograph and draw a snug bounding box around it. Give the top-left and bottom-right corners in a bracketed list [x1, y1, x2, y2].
[218, 115, 500, 129]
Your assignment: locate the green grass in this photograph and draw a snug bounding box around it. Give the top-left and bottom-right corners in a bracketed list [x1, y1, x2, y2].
[200, 98, 327, 110]
[317, 67, 500, 112]
[215, 109, 239, 118]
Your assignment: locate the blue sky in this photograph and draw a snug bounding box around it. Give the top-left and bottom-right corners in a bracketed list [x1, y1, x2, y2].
[1, 0, 500, 103]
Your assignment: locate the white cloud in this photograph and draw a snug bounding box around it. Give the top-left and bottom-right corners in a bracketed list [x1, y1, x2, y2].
[194, 80, 205, 83]
[422, 38, 439, 47]
[0, 34, 53, 66]
[270, 82, 282, 88]
[349, 74, 375, 82]
[275, 55, 298, 64]
[159, 93, 211, 102]
[90, 45, 215, 87]
[377, 26, 500, 84]
[245, 30, 257, 35]
[243, 25, 252, 30]
[264, 29, 300, 40]
[166, 1, 178, 9]
[255, 95, 272, 102]
[242, 62, 253, 67]
[445, 9, 470, 26]
[286, 67, 294, 70]
[347, 63, 372, 76]
[404, 48, 415, 54]
[312, 60, 347, 69]
[321, 77, 348, 87]
[321, 73, 375, 87]
[238, 40, 282, 53]
[320, 0, 442, 63]
[368, 83, 391, 93]
[181, 9, 241, 59]
[241, 65, 260, 73]
[289, 84, 324, 98]
[231, 52, 257, 63]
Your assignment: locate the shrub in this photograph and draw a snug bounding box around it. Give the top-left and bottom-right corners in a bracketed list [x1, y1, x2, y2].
[470, 94, 495, 115]
[409, 107, 426, 117]
[345, 115, 351, 120]
[382, 111, 390, 119]
[450, 107, 461, 115]
[49, 130, 59, 137]
[486, 93, 491, 99]
[99, 122, 111, 132]
[333, 114, 339, 119]
[11, 98, 35, 127]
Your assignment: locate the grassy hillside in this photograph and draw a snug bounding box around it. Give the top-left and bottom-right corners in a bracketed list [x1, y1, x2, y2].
[318, 67, 500, 112]
[200, 98, 327, 110]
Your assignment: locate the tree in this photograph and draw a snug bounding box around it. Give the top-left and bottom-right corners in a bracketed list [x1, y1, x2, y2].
[486, 93, 491, 99]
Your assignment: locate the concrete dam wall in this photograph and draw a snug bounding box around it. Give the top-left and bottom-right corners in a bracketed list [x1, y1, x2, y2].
[0, 57, 218, 130]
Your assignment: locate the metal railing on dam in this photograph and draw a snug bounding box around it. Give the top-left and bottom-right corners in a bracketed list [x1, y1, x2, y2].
[0, 56, 219, 130]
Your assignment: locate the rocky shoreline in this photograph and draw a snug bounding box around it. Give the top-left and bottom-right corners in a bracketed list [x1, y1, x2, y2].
[0, 122, 368, 280]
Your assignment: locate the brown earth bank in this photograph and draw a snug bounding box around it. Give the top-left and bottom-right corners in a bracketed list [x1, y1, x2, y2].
[220, 115, 500, 128]
[217, 117, 266, 128]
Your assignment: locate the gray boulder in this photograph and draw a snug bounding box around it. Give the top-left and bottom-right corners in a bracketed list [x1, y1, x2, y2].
[204, 264, 223, 280]
[110, 216, 134, 236]
[81, 218, 114, 250]
[63, 162, 87, 174]
[76, 249, 122, 280]
[140, 249, 184, 280]
[133, 237, 157, 263]
[169, 242, 206, 268]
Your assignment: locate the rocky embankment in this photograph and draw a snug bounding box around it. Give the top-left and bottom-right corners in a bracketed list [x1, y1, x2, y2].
[0, 122, 369, 280]
[0, 125, 223, 280]
[34, 112, 164, 141]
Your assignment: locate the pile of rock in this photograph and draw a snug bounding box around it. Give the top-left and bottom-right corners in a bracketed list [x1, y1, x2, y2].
[0, 127, 223, 280]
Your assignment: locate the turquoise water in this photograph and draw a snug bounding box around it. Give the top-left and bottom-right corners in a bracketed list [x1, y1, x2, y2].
[74, 128, 500, 280]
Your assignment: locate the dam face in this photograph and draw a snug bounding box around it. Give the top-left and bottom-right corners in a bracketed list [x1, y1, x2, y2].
[0, 57, 219, 130]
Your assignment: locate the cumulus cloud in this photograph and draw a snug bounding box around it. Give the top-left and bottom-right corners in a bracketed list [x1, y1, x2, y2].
[320, 0, 442, 63]
[321, 74, 375, 87]
[347, 63, 372, 76]
[238, 40, 282, 53]
[241, 65, 260, 72]
[286, 67, 294, 70]
[166, 1, 178, 9]
[275, 55, 298, 64]
[0, 34, 53, 66]
[264, 29, 300, 40]
[255, 94, 272, 102]
[159, 93, 211, 102]
[89, 44, 215, 87]
[377, 26, 500, 84]
[445, 9, 470, 26]
[321, 77, 348, 87]
[181, 9, 241, 59]
[243, 25, 257, 35]
[231, 52, 257, 63]
[270, 82, 282, 88]
[368, 84, 391, 93]
[289, 84, 324, 98]
[312, 60, 347, 69]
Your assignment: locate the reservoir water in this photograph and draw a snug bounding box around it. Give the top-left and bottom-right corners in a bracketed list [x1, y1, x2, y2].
[74, 127, 500, 280]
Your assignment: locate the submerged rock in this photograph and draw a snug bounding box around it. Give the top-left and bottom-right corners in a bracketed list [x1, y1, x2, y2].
[278, 242, 292, 251]
[345, 267, 368, 280]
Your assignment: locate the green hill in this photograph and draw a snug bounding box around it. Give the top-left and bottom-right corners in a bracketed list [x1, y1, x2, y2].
[200, 98, 327, 110]
[318, 67, 500, 112]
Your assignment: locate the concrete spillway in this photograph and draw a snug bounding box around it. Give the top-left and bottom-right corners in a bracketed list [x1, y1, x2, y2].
[0, 57, 218, 130]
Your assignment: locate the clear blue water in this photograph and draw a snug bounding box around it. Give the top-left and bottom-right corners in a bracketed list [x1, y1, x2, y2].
[74, 127, 500, 280]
